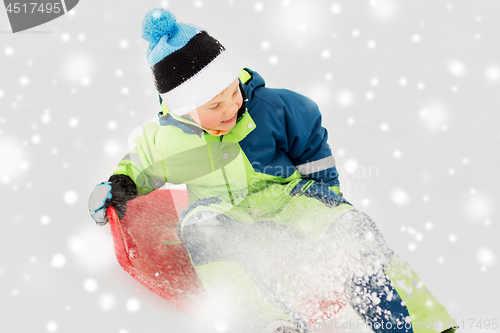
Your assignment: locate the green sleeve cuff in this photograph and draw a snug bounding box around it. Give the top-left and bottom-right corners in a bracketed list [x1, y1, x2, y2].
[329, 186, 340, 195]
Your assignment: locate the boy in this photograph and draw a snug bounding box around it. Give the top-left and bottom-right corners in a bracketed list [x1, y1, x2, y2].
[89, 8, 457, 333]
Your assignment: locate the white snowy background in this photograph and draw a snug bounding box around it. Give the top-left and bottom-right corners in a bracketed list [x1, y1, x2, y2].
[1, 0, 499, 332]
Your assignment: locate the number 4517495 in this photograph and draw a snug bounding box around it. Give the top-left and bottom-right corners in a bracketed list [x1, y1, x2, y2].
[6, 2, 61, 14]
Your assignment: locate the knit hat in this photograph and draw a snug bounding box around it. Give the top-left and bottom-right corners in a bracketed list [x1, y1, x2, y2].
[141, 9, 241, 116]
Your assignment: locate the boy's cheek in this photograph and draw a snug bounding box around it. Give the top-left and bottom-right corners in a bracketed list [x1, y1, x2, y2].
[200, 113, 222, 129]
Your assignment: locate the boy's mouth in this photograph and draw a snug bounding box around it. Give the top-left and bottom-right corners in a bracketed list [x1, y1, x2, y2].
[221, 113, 237, 124]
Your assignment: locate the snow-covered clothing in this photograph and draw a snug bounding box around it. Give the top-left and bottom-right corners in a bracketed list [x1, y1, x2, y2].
[111, 68, 457, 332]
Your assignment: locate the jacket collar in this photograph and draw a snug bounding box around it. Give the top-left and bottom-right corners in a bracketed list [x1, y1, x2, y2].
[158, 80, 250, 138]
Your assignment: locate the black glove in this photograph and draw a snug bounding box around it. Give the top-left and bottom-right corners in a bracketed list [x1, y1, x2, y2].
[88, 174, 137, 226]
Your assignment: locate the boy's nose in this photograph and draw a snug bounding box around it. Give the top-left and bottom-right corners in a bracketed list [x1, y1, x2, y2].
[227, 101, 239, 116]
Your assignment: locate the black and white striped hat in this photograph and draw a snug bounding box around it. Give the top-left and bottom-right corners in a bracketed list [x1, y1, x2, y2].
[142, 8, 240, 116]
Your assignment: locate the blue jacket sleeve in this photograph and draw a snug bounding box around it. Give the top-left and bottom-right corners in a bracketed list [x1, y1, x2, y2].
[273, 89, 340, 187]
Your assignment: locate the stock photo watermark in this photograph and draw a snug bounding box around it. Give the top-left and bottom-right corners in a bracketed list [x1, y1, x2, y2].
[3, 0, 78, 32]
[306, 318, 497, 332]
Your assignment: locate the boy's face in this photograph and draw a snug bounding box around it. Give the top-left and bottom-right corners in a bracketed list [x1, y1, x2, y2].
[188, 79, 243, 131]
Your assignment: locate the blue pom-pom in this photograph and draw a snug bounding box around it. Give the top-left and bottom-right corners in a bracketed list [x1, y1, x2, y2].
[142, 9, 177, 43]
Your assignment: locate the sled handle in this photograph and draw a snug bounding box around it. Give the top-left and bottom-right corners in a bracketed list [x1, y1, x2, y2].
[107, 206, 133, 269]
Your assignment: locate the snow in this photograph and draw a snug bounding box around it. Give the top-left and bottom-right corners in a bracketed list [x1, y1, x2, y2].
[46, 321, 58, 332]
[126, 298, 141, 312]
[269, 55, 279, 65]
[0, 138, 27, 184]
[329, 4, 342, 15]
[254, 3, 264, 12]
[41, 111, 51, 123]
[0, 1, 498, 331]
[50, 254, 67, 268]
[19, 76, 29, 86]
[367, 40, 377, 49]
[61, 33, 71, 42]
[83, 278, 98, 293]
[103, 140, 122, 156]
[119, 40, 129, 49]
[40, 215, 50, 225]
[81, 77, 91, 86]
[485, 65, 500, 82]
[369, 0, 400, 21]
[447, 59, 468, 78]
[5, 46, 14, 56]
[343, 159, 358, 174]
[194, 1, 203, 9]
[69, 118, 78, 127]
[107, 121, 117, 130]
[476, 248, 495, 267]
[214, 320, 229, 332]
[336, 89, 354, 107]
[63, 190, 78, 205]
[465, 193, 492, 221]
[67, 226, 115, 272]
[419, 103, 449, 132]
[62, 55, 93, 84]
[99, 293, 116, 310]
[31, 135, 41, 144]
[390, 188, 411, 207]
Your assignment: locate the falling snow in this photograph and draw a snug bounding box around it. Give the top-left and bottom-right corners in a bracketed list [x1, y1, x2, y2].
[476, 248, 496, 267]
[63, 190, 78, 205]
[391, 188, 411, 207]
[126, 298, 141, 312]
[46, 321, 58, 332]
[83, 278, 98, 293]
[447, 59, 468, 78]
[0, 1, 498, 332]
[50, 254, 66, 268]
[99, 293, 116, 310]
[331, 3, 342, 15]
[5, 46, 14, 56]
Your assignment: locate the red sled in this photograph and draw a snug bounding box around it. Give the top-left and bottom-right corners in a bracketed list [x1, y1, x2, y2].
[107, 189, 207, 315]
[107, 189, 347, 321]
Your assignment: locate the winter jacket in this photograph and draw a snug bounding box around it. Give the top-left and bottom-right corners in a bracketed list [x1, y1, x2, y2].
[113, 68, 341, 209]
